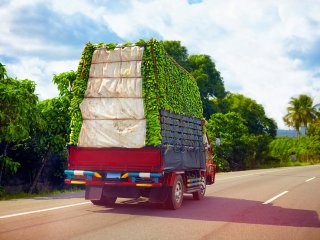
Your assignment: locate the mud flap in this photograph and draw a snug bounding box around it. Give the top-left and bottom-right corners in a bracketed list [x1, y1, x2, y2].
[85, 185, 103, 200]
[149, 186, 170, 203]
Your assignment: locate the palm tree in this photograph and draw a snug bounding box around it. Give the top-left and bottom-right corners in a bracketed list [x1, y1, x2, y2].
[283, 94, 317, 136]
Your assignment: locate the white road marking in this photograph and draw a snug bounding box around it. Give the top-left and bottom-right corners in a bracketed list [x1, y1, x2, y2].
[305, 177, 316, 182]
[0, 202, 91, 219]
[263, 191, 289, 205]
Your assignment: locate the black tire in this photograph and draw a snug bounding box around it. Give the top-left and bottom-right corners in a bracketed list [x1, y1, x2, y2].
[193, 176, 206, 200]
[166, 175, 184, 210]
[91, 196, 117, 206]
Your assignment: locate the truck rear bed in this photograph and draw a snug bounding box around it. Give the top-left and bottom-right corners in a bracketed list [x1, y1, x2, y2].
[67, 146, 163, 172]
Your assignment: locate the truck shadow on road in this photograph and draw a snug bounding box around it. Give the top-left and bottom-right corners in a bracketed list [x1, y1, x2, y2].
[91, 196, 320, 228]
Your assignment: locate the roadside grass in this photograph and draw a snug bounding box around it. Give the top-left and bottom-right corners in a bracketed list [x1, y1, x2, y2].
[255, 161, 318, 170]
[0, 187, 84, 201]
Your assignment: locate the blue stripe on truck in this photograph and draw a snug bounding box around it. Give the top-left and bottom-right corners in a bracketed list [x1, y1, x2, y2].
[64, 170, 98, 181]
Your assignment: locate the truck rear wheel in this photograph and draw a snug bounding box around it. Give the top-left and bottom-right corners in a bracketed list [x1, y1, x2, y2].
[166, 175, 184, 210]
[193, 176, 206, 200]
[91, 196, 117, 206]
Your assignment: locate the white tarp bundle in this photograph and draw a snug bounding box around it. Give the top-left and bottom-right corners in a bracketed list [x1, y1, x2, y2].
[85, 78, 142, 98]
[80, 98, 145, 120]
[79, 120, 146, 148]
[77, 46, 146, 148]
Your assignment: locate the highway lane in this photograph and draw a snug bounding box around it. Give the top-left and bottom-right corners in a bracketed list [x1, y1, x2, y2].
[0, 165, 319, 240]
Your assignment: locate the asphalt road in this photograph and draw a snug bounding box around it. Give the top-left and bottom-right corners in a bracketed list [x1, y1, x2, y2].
[0, 165, 319, 240]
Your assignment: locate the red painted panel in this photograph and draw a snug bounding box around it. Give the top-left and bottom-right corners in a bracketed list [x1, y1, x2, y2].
[68, 146, 163, 172]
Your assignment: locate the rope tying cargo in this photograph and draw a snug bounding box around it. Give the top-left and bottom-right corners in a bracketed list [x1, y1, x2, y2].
[91, 59, 142, 64]
[151, 44, 160, 104]
[88, 76, 142, 79]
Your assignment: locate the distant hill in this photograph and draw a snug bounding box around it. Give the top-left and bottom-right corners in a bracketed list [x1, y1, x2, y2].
[277, 129, 297, 137]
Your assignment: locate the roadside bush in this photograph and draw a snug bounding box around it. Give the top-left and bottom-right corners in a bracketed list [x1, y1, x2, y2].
[212, 155, 230, 172]
[269, 136, 320, 163]
[207, 112, 269, 170]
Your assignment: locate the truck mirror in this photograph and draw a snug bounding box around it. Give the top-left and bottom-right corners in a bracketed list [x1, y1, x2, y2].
[215, 138, 221, 146]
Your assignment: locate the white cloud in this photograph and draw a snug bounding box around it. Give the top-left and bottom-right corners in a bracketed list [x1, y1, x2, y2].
[6, 57, 78, 100]
[0, 0, 115, 100]
[1, 0, 319, 129]
[101, 0, 320, 128]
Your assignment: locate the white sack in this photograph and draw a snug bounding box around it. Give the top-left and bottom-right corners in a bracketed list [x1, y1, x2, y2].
[89, 62, 120, 78]
[85, 78, 142, 98]
[91, 47, 121, 63]
[120, 61, 142, 77]
[91, 49, 111, 64]
[91, 46, 143, 64]
[80, 98, 145, 120]
[121, 46, 144, 61]
[78, 46, 145, 148]
[78, 120, 146, 148]
[89, 61, 142, 78]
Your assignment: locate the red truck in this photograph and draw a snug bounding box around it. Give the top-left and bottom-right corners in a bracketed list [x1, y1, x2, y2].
[64, 41, 216, 209]
[65, 111, 216, 210]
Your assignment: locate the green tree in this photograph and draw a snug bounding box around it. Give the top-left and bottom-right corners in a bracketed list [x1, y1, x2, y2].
[283, 94, 317, 136]
[52, 70, 76, 142]
[52, 71, 76, 106]
[161, 40, 188, 69]
[187, 55, 227, 119]
[28, 97, 70, 193]
[0, 63, 39, 185]
[206, 112, 257, 170]
[28, 71, 76, 193]
[212, 93, 277, 137]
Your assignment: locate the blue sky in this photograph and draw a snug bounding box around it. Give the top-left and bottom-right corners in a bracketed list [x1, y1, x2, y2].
[0, 0, 319, 128]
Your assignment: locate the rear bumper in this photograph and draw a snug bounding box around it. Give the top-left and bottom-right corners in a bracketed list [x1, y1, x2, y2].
[64, 179, 163, 188]
[64, 169, 163, 187]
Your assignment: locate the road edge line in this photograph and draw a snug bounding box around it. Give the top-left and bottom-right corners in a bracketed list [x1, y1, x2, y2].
[219, 168, 288, 181]
[0, 202, 90, 219]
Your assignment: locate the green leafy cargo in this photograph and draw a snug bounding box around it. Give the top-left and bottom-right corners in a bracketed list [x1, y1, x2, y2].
[69, 39, 203, 146]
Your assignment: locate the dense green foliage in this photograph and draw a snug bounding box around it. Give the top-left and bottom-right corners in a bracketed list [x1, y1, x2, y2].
[0, 65, 75, 194]
[307, 118, 320, 136]
[207, 112, 249, 170]
[0, 63, 39, 184]
[52, 70, 77, 142]
[141, 39, 203, 145]
[23, 97, 71, 193]
[269, 136, 320, 164]
[162, 41, 227, 119]
[206, 94, 277, 171]
[53, 70, 77, 109]
[206, 112, 273, 171]
[212, 93, 277, 137]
